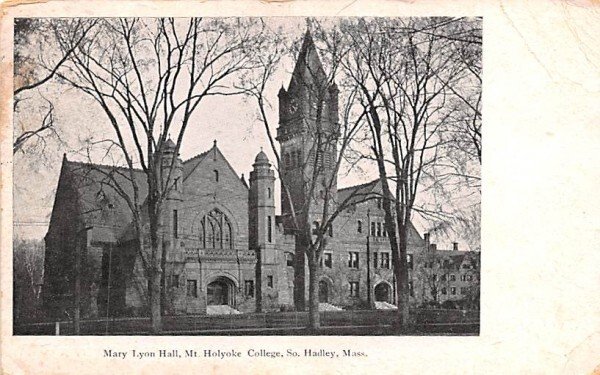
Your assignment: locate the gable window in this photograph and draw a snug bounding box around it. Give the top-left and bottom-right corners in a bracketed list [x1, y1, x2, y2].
[186, 280, 198, 298]
[267, 275, 274, 288]
[348, 252, 359, 268]
[174, 177, 180, 192]
[200, 209, 233, 249]
[244, 280, 255, 297]
[349, 281, 359, 297]
[213, 169, 219, 182]
[357, 220, 362, 233]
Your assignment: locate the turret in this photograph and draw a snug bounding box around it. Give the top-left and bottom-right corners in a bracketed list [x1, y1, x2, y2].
[248, 149, 276, 257]
[161, 138, 183, 201]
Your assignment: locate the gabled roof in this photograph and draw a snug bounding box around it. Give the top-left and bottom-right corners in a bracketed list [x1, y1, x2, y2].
[53, 157, 149, 242]
[182, 142, 248, 191]
[337, 179, 380, 206]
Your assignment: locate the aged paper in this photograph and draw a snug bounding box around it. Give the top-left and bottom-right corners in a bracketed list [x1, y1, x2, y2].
[1, 0, 599, 374]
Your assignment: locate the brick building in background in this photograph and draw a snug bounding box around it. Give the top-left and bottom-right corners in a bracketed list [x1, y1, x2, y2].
[43, 31, 479, 319]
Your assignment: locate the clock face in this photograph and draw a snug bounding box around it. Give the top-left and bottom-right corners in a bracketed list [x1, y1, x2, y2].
[289, 98, 299, 114]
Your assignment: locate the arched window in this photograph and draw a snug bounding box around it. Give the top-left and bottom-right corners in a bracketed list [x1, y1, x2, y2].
[312, 221, 319, 235]
[199, 209, 234, 249]
[214, 169, 219, 182]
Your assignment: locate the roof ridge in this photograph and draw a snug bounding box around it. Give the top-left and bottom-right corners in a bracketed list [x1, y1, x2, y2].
[338, 178, 380, 192]
[182, 148, 211, 164]
[65, 159, 145, 174]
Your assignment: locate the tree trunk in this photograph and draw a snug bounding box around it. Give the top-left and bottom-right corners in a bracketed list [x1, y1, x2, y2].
[148, 190, 163, 333]
[307, 251, 320, 330]
[395, 226, 410, 329]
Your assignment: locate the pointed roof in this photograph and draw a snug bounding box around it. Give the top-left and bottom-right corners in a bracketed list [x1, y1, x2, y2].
[289, 28, 327, 91]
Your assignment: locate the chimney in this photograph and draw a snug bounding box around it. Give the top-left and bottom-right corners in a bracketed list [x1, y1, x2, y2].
[424, 232, 430, 245]
[429, 243, 437, 251]
[453, 242, 459, 251]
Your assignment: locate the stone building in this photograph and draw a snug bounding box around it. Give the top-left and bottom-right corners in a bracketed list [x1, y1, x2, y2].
[42, 30, 479, 318]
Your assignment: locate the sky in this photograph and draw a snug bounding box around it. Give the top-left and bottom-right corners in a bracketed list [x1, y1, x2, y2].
[13, 17, 480, 250]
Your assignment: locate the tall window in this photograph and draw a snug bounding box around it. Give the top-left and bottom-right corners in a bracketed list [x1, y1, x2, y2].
[357, 220, 362, 233]
[267, 216, 272, 243]
[407, 254, 413, 270]
[370, 222, 376, 236]
[348, 252, 359, 268]
[244, 280, 255, 297]
[377, 222, 382, 237]
[167, 275, 180, 289]
[173, 209, 178, 239]
[322, 252, 332, 268]
[409, 281, 414, 297]
[267, 187, 271, 198]
[267, 275, 274, 288]
[186, 280, 198, 297]
[373, 252, 378, 269]
[380, 252, 390, 269]
[199, 209, 233, 249]
[349, 282, 359, 297]
[213, 169, 219, 182]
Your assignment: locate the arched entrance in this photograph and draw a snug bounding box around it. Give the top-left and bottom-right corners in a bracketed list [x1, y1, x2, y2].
[206, 276, 235, 306]
[374, 283, 391, 303]
[318, 280, 329, 303]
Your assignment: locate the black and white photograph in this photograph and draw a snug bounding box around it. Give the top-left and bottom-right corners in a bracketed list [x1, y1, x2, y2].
[2, 1, 599, 373]
[12, 16, 482, 336]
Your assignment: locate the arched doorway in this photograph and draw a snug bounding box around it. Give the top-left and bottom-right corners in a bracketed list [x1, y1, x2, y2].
[374, 283, 391, 303]
[318, 280, 329, 303]
[206, 277, 235, 306]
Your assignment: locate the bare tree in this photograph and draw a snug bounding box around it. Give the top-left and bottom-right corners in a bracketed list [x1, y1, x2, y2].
[243, 24, 373, 329]
[13, 19, 97, 154]
[340, 17, 471, 330]
[52, 17, 270, 332]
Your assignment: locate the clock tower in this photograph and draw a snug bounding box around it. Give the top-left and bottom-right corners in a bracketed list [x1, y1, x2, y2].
[276, 28, 339, 231]
[276, 29, 340, 310]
